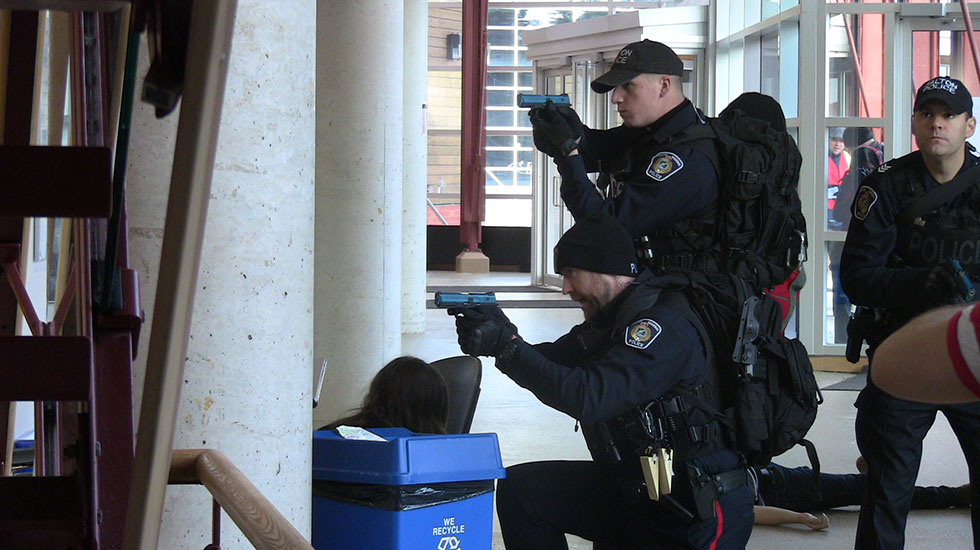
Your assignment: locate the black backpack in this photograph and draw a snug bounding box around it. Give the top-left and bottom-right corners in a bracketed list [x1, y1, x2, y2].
[672, 93, 807, 293]
[654, 270, 823, 469]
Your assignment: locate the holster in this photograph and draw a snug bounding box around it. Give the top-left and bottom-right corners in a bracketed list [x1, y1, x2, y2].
[688, 465, 749, 521]
[583, 421, 623, 464]
[845, 306, 874, 363]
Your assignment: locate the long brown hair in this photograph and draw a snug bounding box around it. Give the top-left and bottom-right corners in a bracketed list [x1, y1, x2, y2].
[323, 356, 450, 434]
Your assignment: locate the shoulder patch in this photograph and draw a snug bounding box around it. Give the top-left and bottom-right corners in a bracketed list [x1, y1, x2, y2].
[625, 318, 662, 350]
[853, 185, 878, 221]
[877, 162, 892, 174]
[646, 152, 684, 182]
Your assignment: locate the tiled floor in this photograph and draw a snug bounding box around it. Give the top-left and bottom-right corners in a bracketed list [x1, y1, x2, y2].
[405, 271, 973, 549]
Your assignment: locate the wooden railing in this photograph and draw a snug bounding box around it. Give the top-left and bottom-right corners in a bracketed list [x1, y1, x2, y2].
[169, 449, 314, 550]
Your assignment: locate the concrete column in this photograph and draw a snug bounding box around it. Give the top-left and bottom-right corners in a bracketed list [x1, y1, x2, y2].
[402, 0, 428, 335]
[127, 0, 315, 546]
[314, 1, 404, 427]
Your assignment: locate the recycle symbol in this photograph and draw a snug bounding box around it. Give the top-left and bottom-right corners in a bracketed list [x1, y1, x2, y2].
[437, 535, 460, 550]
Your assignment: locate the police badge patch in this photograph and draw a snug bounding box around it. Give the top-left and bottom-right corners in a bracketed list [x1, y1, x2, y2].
[853, 185, 878, 221]
[646, 152, 684, 182]
[625, 319, 662, 350]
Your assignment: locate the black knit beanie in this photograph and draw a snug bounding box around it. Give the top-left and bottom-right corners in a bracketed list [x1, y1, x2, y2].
[554, 214, 640, 276]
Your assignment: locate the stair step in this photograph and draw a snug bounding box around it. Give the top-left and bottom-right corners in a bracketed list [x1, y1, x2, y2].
[0, 146, 111, 218]
[0, 0, 129, 12]
[0, 476, 86, 543]
[0, 337, 92, 401]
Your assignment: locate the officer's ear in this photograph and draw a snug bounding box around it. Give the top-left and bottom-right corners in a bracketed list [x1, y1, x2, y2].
[967, 115, 977, 139]
[659, 75, 677, 98]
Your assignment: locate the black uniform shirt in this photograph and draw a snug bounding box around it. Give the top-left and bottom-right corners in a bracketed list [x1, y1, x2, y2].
[494, 270, 708, 425]
[840, 145, 980, 311]
[555, 100, 720, 239]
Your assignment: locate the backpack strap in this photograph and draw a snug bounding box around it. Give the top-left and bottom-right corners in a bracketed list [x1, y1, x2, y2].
[800, 439, 822, 503]
[898, 164, 980, 225]
[668, 122, 722, 175]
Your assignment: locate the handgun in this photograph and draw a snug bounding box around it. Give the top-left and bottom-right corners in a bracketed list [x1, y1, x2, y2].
[944, 258, 976, 301]
[517, 93, 571, 109]
[433, 291, 497, 309]
[845, 306, 874, 364]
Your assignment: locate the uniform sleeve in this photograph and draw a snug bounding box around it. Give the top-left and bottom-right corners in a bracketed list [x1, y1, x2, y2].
[948, 304, 980, 399]
[555, 145, 719, 238]
[578, 126, 647, 172]
[496, 308, 707, 424]
[839, 167, 924, 308]
[530, 324, 588, 366]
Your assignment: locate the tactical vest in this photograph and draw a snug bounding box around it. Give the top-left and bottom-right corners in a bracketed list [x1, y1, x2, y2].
[601, 133, 721, 275]
[894, 179, 980, 272]
[881, 157, 980, 329]
[575, 282, 727, 471]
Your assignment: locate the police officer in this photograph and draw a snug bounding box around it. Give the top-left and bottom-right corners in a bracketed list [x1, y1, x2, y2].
[840, 76, 980, 549]
[529, 40, 720, 264]
[448, 214, 754, 549]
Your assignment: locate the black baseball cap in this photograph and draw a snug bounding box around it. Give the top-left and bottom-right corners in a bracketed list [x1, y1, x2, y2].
[591, 40, 684, 94]
[554, 213, 639, 277]
[914, 77, 974, 115]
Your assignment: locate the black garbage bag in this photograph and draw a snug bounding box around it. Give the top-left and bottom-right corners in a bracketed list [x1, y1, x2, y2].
[313, 480, 495, 512]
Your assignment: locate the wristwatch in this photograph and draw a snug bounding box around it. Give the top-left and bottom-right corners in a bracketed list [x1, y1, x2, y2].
[497, 338, 521, 362]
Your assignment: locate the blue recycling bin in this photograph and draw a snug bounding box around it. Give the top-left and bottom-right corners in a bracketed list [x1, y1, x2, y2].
[312, 428, 506, 550]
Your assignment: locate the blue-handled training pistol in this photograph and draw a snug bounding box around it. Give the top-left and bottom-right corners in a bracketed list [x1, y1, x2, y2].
[434, 291, 497, 308]
[517, 93, 571, 109]
[947, 258, 976, 301]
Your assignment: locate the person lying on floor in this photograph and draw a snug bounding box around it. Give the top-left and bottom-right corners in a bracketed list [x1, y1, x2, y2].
[751, 459, 970, 530]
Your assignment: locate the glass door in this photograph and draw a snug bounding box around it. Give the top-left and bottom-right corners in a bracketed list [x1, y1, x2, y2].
[532, 60, 601, 288]
[906, 27, 979, 149]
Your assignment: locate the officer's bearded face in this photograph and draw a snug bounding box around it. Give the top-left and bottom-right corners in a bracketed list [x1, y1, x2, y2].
[912, 100, 977, 161]
[560, 267, 622, 320]
[610, 74, 678, 128]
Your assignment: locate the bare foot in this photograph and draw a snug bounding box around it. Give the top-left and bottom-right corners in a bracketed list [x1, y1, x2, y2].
[801, 512, 830, 530]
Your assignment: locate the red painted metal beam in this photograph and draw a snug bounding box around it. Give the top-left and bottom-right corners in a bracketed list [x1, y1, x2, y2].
[92, 330, 134, 549]
[459, 0, 488, 252]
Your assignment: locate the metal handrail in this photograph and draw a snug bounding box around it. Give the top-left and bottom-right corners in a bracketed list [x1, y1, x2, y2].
[169, 449, 314, 550]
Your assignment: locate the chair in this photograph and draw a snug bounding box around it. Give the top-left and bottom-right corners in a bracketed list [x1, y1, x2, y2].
[430, 355, 482, 434]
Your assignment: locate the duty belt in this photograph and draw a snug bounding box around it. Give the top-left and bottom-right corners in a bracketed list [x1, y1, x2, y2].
[638, 387, 723, 449]
[697, 467, 749, 495]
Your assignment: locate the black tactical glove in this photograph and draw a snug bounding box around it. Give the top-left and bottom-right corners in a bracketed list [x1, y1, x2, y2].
[916, 265, 961, 307]
[447, 304, 518, 357]
[529, 101, 582, 158]
[555, 105, 584, 140]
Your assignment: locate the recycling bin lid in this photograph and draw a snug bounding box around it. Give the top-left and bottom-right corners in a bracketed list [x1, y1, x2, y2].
[313, 428, 506, 485]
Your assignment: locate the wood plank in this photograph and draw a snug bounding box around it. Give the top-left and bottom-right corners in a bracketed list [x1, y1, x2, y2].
[0, 145, 111, 217]
[122, 1, 238, 548]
